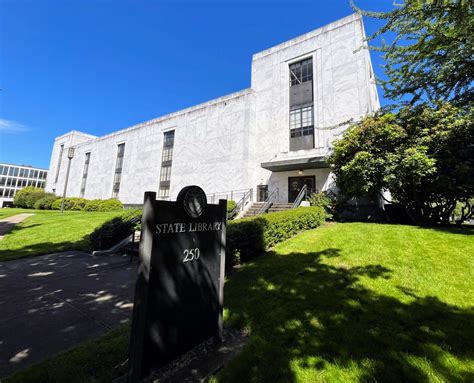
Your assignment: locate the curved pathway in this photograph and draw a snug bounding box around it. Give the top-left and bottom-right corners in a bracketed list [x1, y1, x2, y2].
[0, 214, 35, 240]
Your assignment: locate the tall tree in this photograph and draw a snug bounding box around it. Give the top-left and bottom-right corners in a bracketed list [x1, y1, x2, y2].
[352, 0, 474, 106]
[330, 102, 474, 225]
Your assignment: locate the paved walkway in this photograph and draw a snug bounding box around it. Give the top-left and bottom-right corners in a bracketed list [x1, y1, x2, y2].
[0, 214, 35, 239]
[0, 251, 136, 378]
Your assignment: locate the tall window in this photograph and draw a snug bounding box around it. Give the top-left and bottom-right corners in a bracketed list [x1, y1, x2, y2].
[289, 57, 315, 151]
[159, 130, 175, 199]
[289, 58, 313, 86]
[112, 143, 125, 198]
[290, 106, 314, 137]
[80, 152, 91, 198]
[55, 144, 64, 183]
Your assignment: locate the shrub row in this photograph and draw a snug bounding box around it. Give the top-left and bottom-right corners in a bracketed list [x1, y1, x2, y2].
[13, 186, 123, 212]
[226, 206, 327, 267]
[51, 197, 123, 212]
[89, 206, 326, 266]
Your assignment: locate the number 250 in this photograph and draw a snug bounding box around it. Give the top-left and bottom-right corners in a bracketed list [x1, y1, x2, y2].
[183, 248, 200, 263]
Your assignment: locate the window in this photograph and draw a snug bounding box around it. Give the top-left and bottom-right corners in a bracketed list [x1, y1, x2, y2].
[112, 144, 125, 198]
[290, 106, 314, 129]
[80, 153, 91, 198]
[159, 130, 175, 198]
[33, 170, 38, 179]
[6, 178, 14, 187]
[160, 166, 171, 182]
[158, 186, 170, 199]
[290, 58, 313, 86]
[163, 130, 175, 147]
[0, 166, 7, 176]
[161, 147, 173, 163]
[19, 168, 25, 178]
[0, 177, 5, 186]
[55, 144, 64, 183]
[0, 189, 3, 197]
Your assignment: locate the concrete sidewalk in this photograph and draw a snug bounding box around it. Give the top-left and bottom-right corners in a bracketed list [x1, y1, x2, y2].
[0, 251, 136, 379]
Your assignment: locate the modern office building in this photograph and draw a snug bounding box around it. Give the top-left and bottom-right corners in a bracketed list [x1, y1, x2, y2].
[46, 14, 379, 206]
[0, 163, 48, 207]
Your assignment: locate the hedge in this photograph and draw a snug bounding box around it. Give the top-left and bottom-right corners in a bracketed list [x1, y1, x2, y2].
[91, 206, 326, 267]
[34, 194, 60, 210]
[226, 206, 327, 267]
[84, 199, 123, 212]
[52, 197, 88, 211]
[50, 197, 123, 212]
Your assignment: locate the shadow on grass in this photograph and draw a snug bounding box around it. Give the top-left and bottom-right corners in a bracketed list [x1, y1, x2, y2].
[0, 238, 92, 262]
[221, 248, 474, 382]
[0, 221, 94, 261]
[420, 223, 474, 236]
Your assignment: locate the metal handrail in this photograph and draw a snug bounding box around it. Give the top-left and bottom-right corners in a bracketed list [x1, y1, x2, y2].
[257, 188, 279, 215]
[292, 185, 308, 209]
[227, 188, 253, 219]
[207, 187, 255, 204]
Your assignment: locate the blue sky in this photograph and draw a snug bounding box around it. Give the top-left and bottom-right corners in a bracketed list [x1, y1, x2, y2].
[0, 0, 393, 169]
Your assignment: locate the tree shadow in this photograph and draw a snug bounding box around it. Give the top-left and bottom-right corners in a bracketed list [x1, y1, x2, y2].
[418, 224, 474, 236]
[221, 249, 474, 382]
[0, 250, 135, 379]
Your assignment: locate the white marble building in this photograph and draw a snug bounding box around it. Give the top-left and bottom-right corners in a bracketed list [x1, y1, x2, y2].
[46, 13, 379, 205]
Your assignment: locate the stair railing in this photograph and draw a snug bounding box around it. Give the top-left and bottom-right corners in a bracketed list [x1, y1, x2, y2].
[292, 185, 308, 209]
[257, 187, 279, 215]
[227, 188, 253, 219]
[97, 215, 141, 251]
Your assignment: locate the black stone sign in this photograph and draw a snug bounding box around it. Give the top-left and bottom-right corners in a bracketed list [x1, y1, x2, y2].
[128, 187, 226, 382]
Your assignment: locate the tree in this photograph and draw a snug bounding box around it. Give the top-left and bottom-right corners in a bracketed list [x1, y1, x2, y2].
[352, 0, 474, 106]
[330, 102, 473, 225]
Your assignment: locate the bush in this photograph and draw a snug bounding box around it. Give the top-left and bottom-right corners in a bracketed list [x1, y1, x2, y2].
[13, 187, 47, 208]
[226, 206, 327, 268]
[51, 197, 88, 211]
[83, 199, 102, 212]
[227, 200, 237, 214]
[89, 209, 142, 250]
[84, 199, 123, 212]
[308, 192, 334, 219]
[34, 194, 60, 210]
[98, 199, 123, 212]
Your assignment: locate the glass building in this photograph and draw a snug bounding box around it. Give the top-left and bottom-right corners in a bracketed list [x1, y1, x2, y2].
[0, 163, 48, 207]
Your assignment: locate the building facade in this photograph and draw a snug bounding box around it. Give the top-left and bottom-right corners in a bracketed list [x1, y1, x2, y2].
[46, 14, 379, 205]
[0, 163, 48, 207]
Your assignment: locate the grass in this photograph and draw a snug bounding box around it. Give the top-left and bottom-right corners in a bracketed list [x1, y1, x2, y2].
[0, 208, 32, 219]
[3, 325, 130, 383]
[220, 223, 474, 382]
[0, 209, 124, 261]
[4, 222, 474, 382]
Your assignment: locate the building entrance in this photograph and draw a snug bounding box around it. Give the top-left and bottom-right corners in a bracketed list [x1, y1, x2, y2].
[288, 176, 315, 203]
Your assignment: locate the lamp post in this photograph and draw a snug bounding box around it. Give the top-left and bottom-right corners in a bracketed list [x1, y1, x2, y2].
[60, 147, 75, 213]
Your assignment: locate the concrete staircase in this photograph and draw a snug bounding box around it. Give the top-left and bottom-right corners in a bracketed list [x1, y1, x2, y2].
[242, 202, 294, 218]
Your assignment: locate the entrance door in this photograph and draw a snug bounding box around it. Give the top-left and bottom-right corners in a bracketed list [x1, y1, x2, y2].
[288, 176, 315, 203]
[257, 185, 268, 202]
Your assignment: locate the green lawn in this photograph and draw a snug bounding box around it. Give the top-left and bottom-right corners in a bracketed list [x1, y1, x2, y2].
[0, 210, 123, 261]
[220, 223, 474, 382]
[0, 208, 32, 219]
[4, 222, 473, 382]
